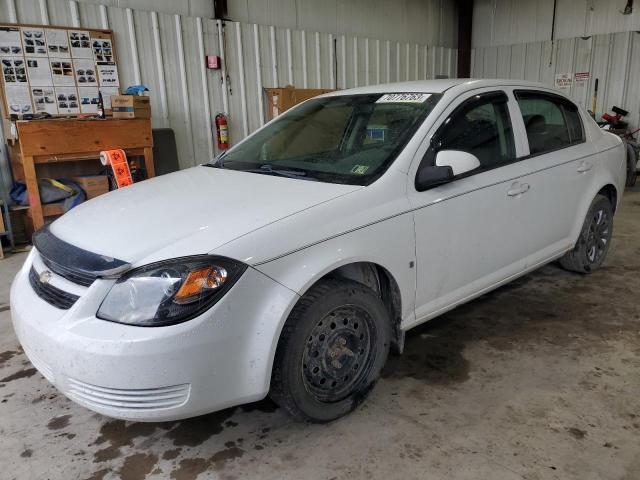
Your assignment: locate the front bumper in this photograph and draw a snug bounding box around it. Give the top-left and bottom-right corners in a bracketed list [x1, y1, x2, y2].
[10, 251, 298, 421]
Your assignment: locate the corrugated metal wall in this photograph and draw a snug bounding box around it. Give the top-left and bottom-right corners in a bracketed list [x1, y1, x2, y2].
[473, 0, 640, 47]
[0, 0, 458, 172]
[228, 0, 458, 47]
[472, 1, 640, 133]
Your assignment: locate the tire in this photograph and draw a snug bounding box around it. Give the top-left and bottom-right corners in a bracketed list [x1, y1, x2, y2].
[625, 143, 637, 187]
[270, 279, 391, 423]
[559, 194, 614, 273]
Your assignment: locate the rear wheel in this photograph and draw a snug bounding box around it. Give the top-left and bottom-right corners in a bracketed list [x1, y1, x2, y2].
[559, 194, 613, 273]
[625, 143, 637, 187]
[270, 279, 391, 422]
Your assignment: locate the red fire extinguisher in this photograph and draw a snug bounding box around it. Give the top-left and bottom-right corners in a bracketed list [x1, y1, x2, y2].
[215, 113, 229, 150]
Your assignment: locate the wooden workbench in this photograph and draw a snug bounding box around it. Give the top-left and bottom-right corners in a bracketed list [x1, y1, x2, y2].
[8, 117, 154, 232]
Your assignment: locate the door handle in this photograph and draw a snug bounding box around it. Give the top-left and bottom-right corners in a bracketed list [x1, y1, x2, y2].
[507, 182, 529, 197]
[577, 161, 593, 173]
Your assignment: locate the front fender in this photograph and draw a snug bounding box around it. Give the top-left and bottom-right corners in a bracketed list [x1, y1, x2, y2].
[253, 212, 417, 327]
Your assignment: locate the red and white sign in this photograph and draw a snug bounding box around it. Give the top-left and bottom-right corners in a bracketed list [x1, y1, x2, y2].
[574, 71, 590, 84]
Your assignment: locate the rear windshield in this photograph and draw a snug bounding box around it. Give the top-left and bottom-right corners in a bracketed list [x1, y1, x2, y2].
[208, 93, 440, 185]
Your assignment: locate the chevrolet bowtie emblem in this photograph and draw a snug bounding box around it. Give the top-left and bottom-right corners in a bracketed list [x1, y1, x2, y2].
[39, 270, 52, 284]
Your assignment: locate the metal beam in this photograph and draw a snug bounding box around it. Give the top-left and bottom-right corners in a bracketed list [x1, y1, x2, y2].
[456, 0, 473, 78]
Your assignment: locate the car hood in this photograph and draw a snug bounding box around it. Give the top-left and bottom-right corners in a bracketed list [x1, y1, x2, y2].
[49, 166, 361, 264]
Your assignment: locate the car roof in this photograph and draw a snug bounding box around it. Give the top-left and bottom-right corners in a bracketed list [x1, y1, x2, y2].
[322, 78, 552, 96]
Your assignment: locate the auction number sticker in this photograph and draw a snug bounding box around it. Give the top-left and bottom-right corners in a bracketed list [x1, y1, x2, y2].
[376, 93, 431, 103]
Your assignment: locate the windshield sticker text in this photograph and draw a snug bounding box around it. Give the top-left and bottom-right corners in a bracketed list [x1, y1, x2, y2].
[351, 165, 370, 175]
[376, 93, 431, 103]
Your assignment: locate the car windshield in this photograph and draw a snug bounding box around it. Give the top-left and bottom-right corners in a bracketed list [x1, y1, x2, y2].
[207, 93, 441, 185]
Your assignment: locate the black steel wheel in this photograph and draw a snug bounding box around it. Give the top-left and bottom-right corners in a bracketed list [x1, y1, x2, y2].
[301, 305, 374, 403]
[560, 194, 614, 273]
[270, 279, 391, 422]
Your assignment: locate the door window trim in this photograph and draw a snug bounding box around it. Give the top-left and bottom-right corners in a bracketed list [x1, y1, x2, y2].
[415, 90, 519, 187]
[514, 89, 586, 160]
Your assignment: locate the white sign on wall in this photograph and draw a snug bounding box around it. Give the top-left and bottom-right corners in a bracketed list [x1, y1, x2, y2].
[554, 72, 573, 89]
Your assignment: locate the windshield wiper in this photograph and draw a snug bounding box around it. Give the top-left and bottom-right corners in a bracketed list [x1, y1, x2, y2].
[202, 151, 228, 168]
[245, 164, 314, 180]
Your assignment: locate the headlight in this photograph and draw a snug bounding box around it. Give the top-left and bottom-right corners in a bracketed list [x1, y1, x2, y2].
[97, 256, 246, 327]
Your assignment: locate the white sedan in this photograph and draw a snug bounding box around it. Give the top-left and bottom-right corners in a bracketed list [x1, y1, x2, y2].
[10, 79, 626, 423]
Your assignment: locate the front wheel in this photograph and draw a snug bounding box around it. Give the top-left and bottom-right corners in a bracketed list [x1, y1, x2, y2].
[559, 194, 614, 273]
[270, 279, 391, 422]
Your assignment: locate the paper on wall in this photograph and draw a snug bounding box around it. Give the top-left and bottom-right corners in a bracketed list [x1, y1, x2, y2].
[73, 58, 98, 86]
[78, 86, 100, 113]
[26, 57, 53, 86]
[31, 86, 58, 115]
[0, 27, 22, 56]
[69, 30, 93, 58]
[5, 85, 33, 114]
[50, 59, 75, 86]
[97, 62, 119, 87]
[21, 27, 47, 57]
[54, 86, 80, 114]
[1, 57, 28, 85]
[45, 28, 71, 58]
[92, 37, 114, 63]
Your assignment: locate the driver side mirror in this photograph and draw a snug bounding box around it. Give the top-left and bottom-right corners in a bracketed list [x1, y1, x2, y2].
[415, 150, 481, 192]
[415, 165, 453, 192]
[435, 150, 481, 176]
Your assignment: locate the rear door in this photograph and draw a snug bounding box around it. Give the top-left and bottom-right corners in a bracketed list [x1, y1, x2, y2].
[510, 90, 596, 266]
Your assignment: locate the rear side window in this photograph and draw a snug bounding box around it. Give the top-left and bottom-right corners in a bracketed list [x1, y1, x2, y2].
[564, 106, 585, 144]
[515, 91, 585, 155]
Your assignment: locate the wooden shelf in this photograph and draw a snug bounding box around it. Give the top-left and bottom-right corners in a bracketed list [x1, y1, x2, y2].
[10, 117, 154, 233]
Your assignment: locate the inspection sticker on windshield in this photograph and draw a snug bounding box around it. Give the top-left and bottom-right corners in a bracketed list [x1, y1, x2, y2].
[351, 165, 370, 175]
[376, 93, 431, 103]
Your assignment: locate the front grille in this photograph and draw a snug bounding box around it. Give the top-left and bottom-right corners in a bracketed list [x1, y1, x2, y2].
[40, 255, 96, 287]
[29, 267, 80, 310]
[66, 378, 190, 411]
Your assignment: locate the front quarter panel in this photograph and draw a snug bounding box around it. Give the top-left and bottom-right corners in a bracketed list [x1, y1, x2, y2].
[212, 169, 417, 326]
[253, 210, 417, 326]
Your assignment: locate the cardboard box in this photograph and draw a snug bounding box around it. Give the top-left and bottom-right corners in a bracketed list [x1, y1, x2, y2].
[264, 86, 335, 120]
[111, 95, 151, 119]
[73, 175, 109, 200]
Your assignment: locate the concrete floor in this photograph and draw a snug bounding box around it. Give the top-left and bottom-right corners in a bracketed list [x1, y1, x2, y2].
[1, 189, 639, 480]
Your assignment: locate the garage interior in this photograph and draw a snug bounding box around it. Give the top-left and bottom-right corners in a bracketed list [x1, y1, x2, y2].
[1, 0, 640, 479]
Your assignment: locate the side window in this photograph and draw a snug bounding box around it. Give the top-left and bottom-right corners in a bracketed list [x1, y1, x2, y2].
[515, 91, 584, 155]
[564, 105, 585, 144]
[436, 92, 515, 170]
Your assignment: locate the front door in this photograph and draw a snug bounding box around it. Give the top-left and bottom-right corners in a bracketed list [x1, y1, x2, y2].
[409, 90, 531, 325]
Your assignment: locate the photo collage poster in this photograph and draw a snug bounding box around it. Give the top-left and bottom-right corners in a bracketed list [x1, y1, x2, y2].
[0, 25, 121, 117]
